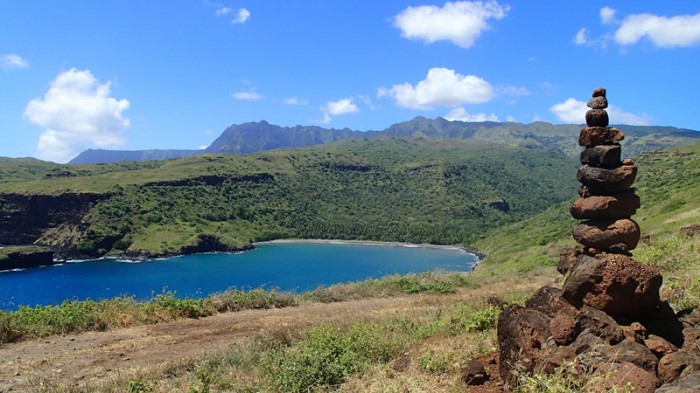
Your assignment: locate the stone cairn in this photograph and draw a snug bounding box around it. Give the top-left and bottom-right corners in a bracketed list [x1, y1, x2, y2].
[495, 88, 700, 392]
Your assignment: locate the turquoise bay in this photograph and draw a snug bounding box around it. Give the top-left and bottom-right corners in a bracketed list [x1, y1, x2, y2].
[0, 242, 477, 311]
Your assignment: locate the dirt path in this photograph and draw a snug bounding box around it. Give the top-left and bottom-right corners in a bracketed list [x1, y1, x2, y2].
[0, 275, 553, 392]
[0, 293, 464, 391]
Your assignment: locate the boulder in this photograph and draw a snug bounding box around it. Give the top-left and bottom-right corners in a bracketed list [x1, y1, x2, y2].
[570, 191, 640, 219]
[572, 219, 641, 252]
[557, 246, 581, 275]
[497, 305, 552, 384]
[586, 109, 609, 127]
[462, 359, 489, 385]
[562, 253, 662, 317]
[588, 362, 659, 393]
[658, 350, 700, 383]
[551, 312, 579, 345]
[579, 126, 624, 147]
[580, 144, 621, 168]
[577, 305, 625, 344]
[612, 339, 660, 373]
[576, 164, 637, 195]
[587, 96, 608, 109]
[645, 335, 679, 358]
[593, 87, 606, 97]
[524, 286, 577, 318]
[656, 370, 700, 392]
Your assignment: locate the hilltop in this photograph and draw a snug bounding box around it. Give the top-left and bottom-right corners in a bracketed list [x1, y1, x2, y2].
[68, 117, 700, 164]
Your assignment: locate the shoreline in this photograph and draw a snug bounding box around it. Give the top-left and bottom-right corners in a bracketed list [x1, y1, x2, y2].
[256, 238, 484, 264]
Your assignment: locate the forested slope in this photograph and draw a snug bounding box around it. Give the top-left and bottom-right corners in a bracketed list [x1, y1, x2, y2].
[1, 137, 578, 258]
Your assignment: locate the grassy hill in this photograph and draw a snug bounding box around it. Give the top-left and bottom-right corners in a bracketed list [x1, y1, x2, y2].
[473, 143, 700, 276]
[0, 137, 578, 258]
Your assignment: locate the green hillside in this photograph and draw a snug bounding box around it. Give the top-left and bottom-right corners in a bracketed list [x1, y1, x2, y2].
[0, 137, 578, 258]
[474, 143, 700, 275]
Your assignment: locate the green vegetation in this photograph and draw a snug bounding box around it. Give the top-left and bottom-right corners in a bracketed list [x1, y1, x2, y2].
[473, 144, 700, 276]
[1, 137, 578, 257]
[0, 272, 479, 345]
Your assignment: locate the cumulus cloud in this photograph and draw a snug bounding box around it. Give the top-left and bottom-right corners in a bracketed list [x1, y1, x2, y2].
[1, 54, 30, 70]
[317, 98, 359, 124]
[600, 7, 617, 24]
[284, 97, 308, 106]
[549, 98, 652, 125]
[574, 28, 588, 45]
[232, 8, 250, 24]
[233, 90, 264, 100]
[322, 98, 359, 115]
[394, 1, 508, 48]
[445, 107, 498, 122]
[615, 12, 700, 47]
[378, 67, 493, 110]
[24, 68, 130, 163]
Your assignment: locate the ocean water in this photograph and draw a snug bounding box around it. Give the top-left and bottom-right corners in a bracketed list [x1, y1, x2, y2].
[0, 241, 477, 311]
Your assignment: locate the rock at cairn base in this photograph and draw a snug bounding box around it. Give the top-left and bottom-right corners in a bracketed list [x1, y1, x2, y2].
[562, 253, 662, 317]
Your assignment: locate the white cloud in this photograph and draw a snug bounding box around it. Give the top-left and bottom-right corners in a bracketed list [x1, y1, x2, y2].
[0, 54, 30, 70]
[232, 8, 250, 24]
[322, 98, 359, 115]
[574, 28, 588, 45]
[378, 67, 493, 110]
[549, 98, 588, 123]
[284, 97, 308, 106]
[215, 7, 232, 16]
[233, 91, 264, 100]
[24, 68, 130, 163]
[549, 98, 652, 125]
[615, 12, 700, 48]
[600, 7, 617, 24]
[506, 115, 516, 122]
[445, 107, 498, 122]
[394, 1, 508, 48]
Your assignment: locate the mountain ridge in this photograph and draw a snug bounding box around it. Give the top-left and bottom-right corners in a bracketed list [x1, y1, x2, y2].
[67, 117, 700, 164]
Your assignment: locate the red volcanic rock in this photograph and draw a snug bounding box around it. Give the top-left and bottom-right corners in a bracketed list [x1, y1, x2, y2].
[591, 362, 659, 393]
[645, 335, 678, 358]
[576, 164, 638, 195]
[572, 219, 641, 253]
[570, 192, 640, 219]
[497, 305, 552, 384]
[579, 126, 624, 147]
[551, 312, 578, 345]
[577, 304, 625, 344]
[562, 253, 662, 317]
[580, 144, 621, 168]
[658, 350, 700, 383]
[462, 359, 489, 385]
[585, 109, 609, 127]
[587, 96, 608, 109]
[593, 87, 606, 97]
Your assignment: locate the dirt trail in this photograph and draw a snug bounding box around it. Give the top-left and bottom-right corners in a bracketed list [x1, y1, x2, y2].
[0, 293, 463, 391]
[0, 276, 551, 392]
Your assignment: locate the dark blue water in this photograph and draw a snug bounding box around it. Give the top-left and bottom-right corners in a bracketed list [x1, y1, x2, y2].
[0, 242, 477, 311]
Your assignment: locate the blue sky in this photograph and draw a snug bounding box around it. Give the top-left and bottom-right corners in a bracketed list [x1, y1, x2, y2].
[1, 1, 699, 162]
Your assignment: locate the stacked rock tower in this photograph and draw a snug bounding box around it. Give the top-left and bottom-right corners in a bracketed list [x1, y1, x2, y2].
[571, 87, 641, 257]
[496, 88, 700, 392]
